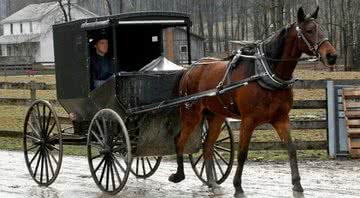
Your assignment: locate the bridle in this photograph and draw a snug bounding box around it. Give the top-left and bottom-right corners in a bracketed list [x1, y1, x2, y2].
[295, 19, 329, 58]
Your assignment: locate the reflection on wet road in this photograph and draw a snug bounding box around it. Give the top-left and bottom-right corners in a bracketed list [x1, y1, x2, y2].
[0, 150, 359, 198]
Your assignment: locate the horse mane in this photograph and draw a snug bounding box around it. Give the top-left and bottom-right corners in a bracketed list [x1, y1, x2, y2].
[263, 24, 294, 65]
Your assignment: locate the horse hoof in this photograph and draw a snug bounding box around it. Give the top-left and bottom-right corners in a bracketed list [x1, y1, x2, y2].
[168, 173, 185, 183]
[234, 191, 245, 198]
[208, 182, 220, 189]
[293, 184, 304, 192]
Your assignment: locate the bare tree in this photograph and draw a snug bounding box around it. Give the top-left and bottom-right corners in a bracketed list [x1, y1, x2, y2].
[58, 0, 68, 22]
[105, 0, 112, 15]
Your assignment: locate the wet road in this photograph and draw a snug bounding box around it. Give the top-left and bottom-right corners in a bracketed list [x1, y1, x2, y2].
[0, 150, 359, 198]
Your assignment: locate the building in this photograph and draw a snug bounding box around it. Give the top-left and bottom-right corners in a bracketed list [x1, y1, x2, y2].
[163, 27, 205, 64]
[0, 1, 96, 65]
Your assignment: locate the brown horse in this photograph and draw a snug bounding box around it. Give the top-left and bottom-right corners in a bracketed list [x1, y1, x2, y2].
[168, 7, 337, 197]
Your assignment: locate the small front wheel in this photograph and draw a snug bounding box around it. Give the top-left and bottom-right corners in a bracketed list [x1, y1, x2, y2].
[87, 109, 132, 194]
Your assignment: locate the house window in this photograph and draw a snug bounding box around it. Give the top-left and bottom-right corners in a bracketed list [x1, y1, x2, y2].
[20, 23, 23, 33]
[30, 22, 33, 33]
[7, 45, 12, 56]
[0, 46, 2, 56]
[10, 23, 13, 34]
[180, 45, 188, 53]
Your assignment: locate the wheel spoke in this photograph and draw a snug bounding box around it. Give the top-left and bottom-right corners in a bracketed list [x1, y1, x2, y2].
[99, 159, 107, 185]
[214, 145, 231, 152]
[216, 136, 230, 144]
[213, 153, 224, 176]
[33, 151, 42, 177]
[112, 159, 122, 184]
[214, 149, 229, 165]
[27, 122, 40, 137]
[26, 134, 41, 142]
[94, 157, 106, 173]
[36, 104, 43, 131]
[48, 149, 58, 164]
[91, 130, 104, 148]
[45, 149, 55, 177]
[212, 159, 218, 181]
[110, 162, 116, 191]
[136, 158, 139, 175]
[46, 144, 60, 152]
[112, 155, 126, 172]
[31, 107, 42, 132]
[40, 152, 44, 183]
[101, 117, 107, 138]
[45, 110, 52, 136]
[26, 144, 40, 152]
[30, 148, 41, 165]
[199, 160, 206, 177]
[106, 160, 110, 190]
[44, 150, 49, 183]
[146, 157, 153, 170]
[90, 143, 103, 151]
[47, 122, 56, 137]
[141, 158, 145, 175]
[91, 154, 102, 160]
[193, 153, 204, 167]
[95, 120, 105, 140]
[42, 104, 46, 132]
[221, 124, 226, 131]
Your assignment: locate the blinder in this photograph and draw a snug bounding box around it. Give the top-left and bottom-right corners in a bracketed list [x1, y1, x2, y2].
[295, 20, 329, 57]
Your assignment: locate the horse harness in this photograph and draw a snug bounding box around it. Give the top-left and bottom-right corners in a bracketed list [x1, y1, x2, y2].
[181, 20, 328, 116]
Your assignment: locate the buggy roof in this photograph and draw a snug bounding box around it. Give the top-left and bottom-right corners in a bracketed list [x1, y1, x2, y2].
[53, 11, 192, 29]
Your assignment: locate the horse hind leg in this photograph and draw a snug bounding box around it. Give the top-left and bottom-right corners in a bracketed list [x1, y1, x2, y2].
[202, 114, 225, 188]
[272, 116, 304, 192]
[168, 106, 203, 183]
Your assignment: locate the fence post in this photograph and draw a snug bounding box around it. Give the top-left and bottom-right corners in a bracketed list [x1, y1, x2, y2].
[30, 81, 37, 100]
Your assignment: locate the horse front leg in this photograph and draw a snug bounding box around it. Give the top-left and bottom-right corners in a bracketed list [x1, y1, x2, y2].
[272, 116, 304, 192]
[169, 107, 203, 183]
[233, 118, 256, 197]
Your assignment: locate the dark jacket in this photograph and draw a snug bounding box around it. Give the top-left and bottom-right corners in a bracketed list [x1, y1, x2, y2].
[90, 54, 114, 89]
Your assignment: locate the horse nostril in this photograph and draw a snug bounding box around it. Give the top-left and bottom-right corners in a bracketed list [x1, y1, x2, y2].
[326, 53, 337, 65]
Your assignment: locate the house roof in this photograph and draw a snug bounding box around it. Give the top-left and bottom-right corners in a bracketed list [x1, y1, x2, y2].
[0, 34, 41, 44]
[0, 1, 96, 24]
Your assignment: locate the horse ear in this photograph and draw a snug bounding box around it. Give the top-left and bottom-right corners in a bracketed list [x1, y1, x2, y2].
[297, 7, 306, 23]
[311, 6, 319, 19]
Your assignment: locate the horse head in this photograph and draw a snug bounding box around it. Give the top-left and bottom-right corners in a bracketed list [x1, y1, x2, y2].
[296, 6, 337, 66]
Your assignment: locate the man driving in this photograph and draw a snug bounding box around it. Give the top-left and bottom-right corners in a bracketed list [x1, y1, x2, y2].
[90, 34, 114, 89]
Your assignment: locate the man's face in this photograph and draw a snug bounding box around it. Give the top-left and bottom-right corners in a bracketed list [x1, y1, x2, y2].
[95, 39, 108, 55]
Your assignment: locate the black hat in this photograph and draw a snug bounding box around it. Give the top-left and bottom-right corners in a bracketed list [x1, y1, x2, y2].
[90, 30, 108, 45]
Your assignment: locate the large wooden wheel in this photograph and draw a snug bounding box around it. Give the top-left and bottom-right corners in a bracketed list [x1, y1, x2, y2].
[189, 119, 235, 185]
[87, 109, 132, 194]
[130, 156, 162, 178]
[23, 100, 63, 186]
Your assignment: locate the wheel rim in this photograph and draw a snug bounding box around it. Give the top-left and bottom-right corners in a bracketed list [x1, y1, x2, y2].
[130, 156, 162, 178]
[23, 100, 63, 186]
[87, 109, 132, 194]
[189, 119, 234, 185]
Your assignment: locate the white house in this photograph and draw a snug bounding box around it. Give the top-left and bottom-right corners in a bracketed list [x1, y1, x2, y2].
[0, 1, 97, 64]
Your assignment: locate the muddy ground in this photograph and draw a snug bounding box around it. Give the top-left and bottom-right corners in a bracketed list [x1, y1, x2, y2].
[0, 150, 359, 198]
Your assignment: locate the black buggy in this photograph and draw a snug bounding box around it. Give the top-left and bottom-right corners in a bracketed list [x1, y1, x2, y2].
[23, 12, 235, 194]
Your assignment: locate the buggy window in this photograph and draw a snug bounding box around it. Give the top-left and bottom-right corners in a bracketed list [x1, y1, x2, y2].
[87, 28, 114, 90]
[115, 25, 162, 72]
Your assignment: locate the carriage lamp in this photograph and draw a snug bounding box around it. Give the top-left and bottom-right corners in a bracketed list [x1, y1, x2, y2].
[69, 112, 77, 121]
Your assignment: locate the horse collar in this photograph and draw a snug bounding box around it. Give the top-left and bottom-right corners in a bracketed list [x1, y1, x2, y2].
[255, 44, 296, 90]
